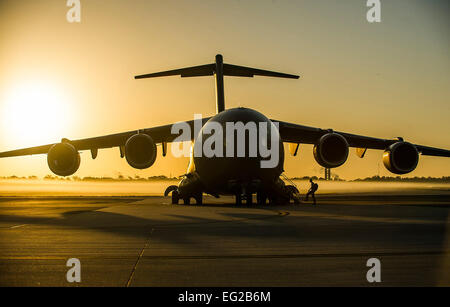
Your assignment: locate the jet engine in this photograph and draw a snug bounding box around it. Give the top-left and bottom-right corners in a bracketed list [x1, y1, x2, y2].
[47, 143, 80, 176]
[383, 142, 419, 174]
[313, 133, 349, 168]
[125, 134, 157, 169]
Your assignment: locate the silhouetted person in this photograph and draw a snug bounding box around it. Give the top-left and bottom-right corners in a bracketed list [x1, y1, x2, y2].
[305, 178, 318, 205]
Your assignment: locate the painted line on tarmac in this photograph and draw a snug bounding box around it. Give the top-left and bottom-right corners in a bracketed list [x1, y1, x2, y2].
[10, 224, 27, 229]
[126, 228, 154, 287]
[277, 211, 290, 217]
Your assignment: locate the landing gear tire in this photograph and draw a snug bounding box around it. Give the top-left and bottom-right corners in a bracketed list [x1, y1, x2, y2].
[194, 193, 203, 205]
[245, 193, 253, 206]
[257, 192, 267, 206]
[171, 190, 180, 205]
[269, 196, 286, 206]
[235, 193, 242, 206]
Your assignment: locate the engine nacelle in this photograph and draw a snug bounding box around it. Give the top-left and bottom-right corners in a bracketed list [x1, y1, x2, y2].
[125, 134, 157, 169]
[47, 143, 80, 176]
[383, 142, 419, 174]
[313, 133, 349, 168]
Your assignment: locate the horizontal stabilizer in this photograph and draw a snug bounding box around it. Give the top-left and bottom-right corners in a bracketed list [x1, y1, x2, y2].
[135, 63, 299, 79]
[134, 54, 299, 114]
[135, 64, 215, 79]
[223, 64, 299, 79]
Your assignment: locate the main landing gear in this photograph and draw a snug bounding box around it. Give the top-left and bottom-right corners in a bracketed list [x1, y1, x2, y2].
[235, 193, 254, 206]
[235, 191, 268, 206]
[182, 193, 203, 205]
[164, 185, 203, 205]
[234, 185, 300, 206]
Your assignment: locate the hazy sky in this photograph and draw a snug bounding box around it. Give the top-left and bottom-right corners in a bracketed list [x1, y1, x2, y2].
[0, 0, 449, 179]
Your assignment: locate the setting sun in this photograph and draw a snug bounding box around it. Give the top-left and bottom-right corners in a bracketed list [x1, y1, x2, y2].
[1, 82, 74, 147]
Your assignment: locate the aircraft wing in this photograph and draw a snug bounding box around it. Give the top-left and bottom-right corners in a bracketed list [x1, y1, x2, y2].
[0, 117, 211, 158]
[274, 120, 450, 157]
[1, 117, 449, 159]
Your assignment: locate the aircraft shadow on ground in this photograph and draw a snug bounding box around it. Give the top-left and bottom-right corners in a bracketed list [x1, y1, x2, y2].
[0, 201, 448, 255]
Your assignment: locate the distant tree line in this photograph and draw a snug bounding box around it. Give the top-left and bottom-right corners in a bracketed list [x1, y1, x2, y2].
[1, 175, 449, 183]
[289, 175, 450, 182]
[351, 175, 450, 182]
[290, 176, 344, 181]
[0, 175, 39, 180]
[0, 175, 180, 181]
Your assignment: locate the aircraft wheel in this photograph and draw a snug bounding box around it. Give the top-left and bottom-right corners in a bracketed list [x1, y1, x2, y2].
[235, 194, 242, 206]
[171, 190, 180, 205]
[194, 193, 203, 205]
[269, 196, 278, 206]
[257, 192, 267, 205]
[245, 193, 253, 206]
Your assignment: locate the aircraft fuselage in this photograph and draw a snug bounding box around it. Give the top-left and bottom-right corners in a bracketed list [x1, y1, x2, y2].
[179, 108, 285, 198]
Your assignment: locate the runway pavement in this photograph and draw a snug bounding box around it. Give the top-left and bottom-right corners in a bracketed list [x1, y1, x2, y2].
[0, 194, 449, 286]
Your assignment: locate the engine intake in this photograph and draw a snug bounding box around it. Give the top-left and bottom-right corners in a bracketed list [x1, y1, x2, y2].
[383, 142, 419, 174]
[125, 134, 157, 169]
[47, 143, 80, 176]
[313, 133, 349, 168]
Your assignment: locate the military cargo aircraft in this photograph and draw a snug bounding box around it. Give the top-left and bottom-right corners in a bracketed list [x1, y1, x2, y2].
[1, 55, 449, 205]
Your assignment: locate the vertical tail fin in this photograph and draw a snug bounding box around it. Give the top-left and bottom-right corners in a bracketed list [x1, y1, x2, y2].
[214, 54, 225, 113]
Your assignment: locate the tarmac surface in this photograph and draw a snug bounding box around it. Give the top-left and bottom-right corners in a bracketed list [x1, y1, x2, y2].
[0, 194, 449, 286]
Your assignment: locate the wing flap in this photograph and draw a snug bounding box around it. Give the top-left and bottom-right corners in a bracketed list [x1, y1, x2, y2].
[0, 144, 53, 158]
[415, 145, 450, 157]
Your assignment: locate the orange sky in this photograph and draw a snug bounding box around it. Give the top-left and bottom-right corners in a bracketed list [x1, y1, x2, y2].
[0, 0, 449, 179]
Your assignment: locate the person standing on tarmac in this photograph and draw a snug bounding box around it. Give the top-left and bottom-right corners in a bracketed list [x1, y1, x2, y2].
[305, 178, 318, 205]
